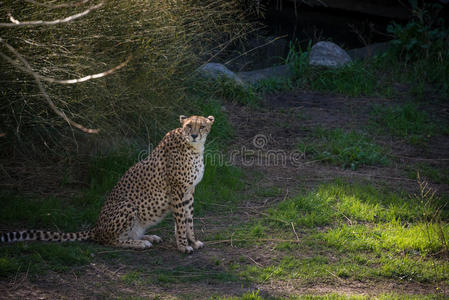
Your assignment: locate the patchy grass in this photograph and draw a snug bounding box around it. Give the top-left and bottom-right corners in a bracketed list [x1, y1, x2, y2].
[217, 290, 443, 299]
[326, 221, 449, 255]
[0, 242, 106, 278]
[222, 181, 449, 285]
[0, 192, 101, 233]
[369, 102, 440, 145]
[298, 127, 389, 170]
[195, 163, 245, 215]
[119, 265, 238, 286]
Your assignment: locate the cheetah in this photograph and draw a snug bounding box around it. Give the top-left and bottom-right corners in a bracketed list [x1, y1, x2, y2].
[1, 115, 215, 254]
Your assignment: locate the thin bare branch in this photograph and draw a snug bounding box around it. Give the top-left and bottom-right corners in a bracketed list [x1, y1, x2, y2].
[0, 52, 131, 84]
[0, 38, 99, 134]
[0, 2, 103, 27]
[290, 222, 300, 241]
[25, 0, 91, 8]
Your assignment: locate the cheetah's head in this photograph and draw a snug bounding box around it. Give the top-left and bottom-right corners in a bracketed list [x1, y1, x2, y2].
[179, 115, 214, 145]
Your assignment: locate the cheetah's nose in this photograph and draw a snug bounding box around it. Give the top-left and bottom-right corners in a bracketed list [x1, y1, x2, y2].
[191, 134, 198, 139]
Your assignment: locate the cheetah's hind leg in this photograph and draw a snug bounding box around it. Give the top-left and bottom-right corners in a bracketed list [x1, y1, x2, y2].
[113, 239, 153, 250]
[141, 235, 162, 243]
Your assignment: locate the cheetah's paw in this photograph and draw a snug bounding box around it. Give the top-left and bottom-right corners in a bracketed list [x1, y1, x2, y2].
[142, 240, 153, 248]
[142, 235, 162, 243]
[178, 245, 194, 254]
[192, 240, 204, 249]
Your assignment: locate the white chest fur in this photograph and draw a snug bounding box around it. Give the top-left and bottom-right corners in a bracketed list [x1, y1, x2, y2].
[193, 158, 204, 187]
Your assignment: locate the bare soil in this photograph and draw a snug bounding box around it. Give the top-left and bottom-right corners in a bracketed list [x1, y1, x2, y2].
[2, 89, 449, 299]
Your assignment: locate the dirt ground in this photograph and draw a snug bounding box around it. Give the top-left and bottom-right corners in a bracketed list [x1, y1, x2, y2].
[2, 89, 449, 299]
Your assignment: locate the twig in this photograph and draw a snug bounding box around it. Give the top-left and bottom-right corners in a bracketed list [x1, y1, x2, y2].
[245, 255, 263, 268]
[0, 52, 132, 84]
[341, 212, 353, 226]
[112, 266, 125, 276]
[325, 269, 345, 282]
[0, 38, 100, 133]
[290, 222, 300, 241]
[0, 2, 104, 27]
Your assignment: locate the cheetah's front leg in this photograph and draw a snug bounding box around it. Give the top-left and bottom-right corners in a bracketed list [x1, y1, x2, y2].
[171, 193, 193, 254]
[185, 191, 203, 250]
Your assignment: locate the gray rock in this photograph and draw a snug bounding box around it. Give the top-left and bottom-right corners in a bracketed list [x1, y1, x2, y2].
[198, 62, 244, 85]
[237, 64, 293, 84]
[309, 41, 352, 68]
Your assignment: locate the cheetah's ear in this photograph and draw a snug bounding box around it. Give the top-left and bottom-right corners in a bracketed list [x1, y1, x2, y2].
[207, 115, 215, 124]
[179, 115, 188, 124]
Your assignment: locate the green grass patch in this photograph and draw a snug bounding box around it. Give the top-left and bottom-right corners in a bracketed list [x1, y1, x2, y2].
[195, 163, 245, 215]
[223, 181, 448, 284]
[217, 290, 442, 300]
[266, 182, 422, 228]
[0, 242, 98, 278]
[370, 102, 440, 145]
[325, 221, 449, 255]
[306, 62, 380, 97]
[298, 127, 389, 170]
[0, 192, 101, 233]
[236, 253, 387, 284]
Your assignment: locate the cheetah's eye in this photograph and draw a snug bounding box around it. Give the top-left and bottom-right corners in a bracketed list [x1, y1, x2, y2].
[200, 126, 205, 129]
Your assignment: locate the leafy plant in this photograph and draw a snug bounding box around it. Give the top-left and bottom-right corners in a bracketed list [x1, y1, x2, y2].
[387, 1, 448, 62]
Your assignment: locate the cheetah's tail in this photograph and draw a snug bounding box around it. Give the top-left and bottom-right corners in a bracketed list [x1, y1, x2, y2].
[0, 230, 91, 243]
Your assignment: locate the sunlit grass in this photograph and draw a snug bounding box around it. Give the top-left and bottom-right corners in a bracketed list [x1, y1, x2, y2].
[225, 181, 449, 284]
[264, 182, 420, 228]
[325, 221, 449, 255]
[217, 290, 441, 299]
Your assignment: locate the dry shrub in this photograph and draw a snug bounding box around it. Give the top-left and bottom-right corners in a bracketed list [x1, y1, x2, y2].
[0, 0, 253, 161]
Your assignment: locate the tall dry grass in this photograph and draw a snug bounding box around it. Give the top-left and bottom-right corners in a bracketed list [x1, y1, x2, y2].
[0, 0, 254, 161]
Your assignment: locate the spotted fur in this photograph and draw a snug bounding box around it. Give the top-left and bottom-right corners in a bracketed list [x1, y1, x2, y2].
[1, 115, 215, 254]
